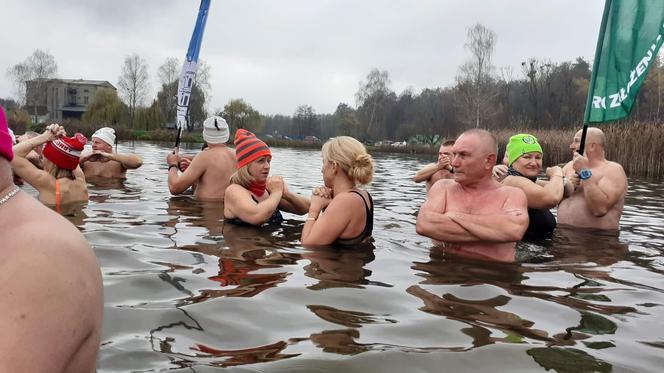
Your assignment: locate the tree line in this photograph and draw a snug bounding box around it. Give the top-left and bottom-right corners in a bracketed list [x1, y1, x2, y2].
[4, 23, 664, 142]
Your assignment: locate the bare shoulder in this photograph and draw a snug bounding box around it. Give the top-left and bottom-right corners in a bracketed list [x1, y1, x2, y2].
[224, 184, 249, 198]
[605, 161, 626, 175]
[498, 183, 528, 201]
[430, 178, 455, 193]
[501, 175, 528, 188]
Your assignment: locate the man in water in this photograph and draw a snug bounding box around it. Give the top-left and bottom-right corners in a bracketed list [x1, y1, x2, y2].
[166, 115, 236, 201]
[416, 129, 529, 262]
[0, 106, 103, 372]
[80, 126, 143, 178]
[412, 140, 455, 190]
[558, 127, 627, 231]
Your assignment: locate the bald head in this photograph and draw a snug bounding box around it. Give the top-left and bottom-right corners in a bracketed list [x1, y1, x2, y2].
[457, 129, 498, 156]
[575, 127, 605, 148]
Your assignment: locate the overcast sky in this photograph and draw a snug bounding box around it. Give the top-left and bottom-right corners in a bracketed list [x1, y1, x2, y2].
[1, 0, 605, 115]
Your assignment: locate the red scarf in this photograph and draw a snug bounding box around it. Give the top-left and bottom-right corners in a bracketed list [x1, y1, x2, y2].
[248, 181, 266, 198]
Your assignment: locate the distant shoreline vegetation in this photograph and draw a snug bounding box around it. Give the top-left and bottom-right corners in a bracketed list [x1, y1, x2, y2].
[27, 120, 661, 179]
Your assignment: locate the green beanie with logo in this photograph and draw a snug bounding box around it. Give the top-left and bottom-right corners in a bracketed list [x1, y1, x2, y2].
[506, 134, 542, 166]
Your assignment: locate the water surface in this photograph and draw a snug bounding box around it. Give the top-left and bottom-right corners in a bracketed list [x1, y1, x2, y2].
[62, 142, 663, 372]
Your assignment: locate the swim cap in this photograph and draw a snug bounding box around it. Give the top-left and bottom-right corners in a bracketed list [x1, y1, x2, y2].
[506, 134, 542, 166]
[234, 129, 271, 169]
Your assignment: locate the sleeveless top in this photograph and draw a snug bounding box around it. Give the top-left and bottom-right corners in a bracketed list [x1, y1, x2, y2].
[506, 167, 556, 238]
[335, 190, 374, 246]
[225, 194, 283, 227]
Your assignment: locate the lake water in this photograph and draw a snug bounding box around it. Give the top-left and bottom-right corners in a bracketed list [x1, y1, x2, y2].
[58, 142, 663, 372]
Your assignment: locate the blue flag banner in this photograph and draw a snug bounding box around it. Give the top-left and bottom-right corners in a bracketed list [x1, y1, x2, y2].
[176, 0, 211, 141]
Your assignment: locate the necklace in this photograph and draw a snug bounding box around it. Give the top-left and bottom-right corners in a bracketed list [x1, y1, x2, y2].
[0, 186, 20, 206]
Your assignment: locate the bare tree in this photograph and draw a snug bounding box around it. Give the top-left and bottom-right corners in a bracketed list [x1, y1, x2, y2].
[5, 49, 58, 110]
[157, 57, 180, 86]
[118, 54, 150, 127]
[356, 68, 392, 139]
[462, 23, 496, 127]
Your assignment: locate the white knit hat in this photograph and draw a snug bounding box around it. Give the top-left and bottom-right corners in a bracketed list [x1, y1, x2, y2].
[203, 116, 229, 144]
[92, 127, 116, 146]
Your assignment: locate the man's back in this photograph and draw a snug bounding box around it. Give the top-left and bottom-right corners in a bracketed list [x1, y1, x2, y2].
[0, 191, 103, 372]
[194, 145, 236, 201]
[558, 160, 627, 230]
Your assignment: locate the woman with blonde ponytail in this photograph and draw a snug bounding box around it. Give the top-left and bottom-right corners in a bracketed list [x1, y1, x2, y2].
[301, 136, 374, 246]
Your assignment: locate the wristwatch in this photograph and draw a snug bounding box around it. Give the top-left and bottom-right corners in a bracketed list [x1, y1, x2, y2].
[579, 168, 592, 181]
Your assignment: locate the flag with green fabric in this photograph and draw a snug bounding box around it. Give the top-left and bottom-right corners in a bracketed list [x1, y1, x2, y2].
[584, 0, 664, 123]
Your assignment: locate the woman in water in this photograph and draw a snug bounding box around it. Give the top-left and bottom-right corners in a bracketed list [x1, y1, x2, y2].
[500, 133, 564, 238]
[12, 123, 88, 211]
[223, 129, 309, 226]
[301, 136, 374, 246]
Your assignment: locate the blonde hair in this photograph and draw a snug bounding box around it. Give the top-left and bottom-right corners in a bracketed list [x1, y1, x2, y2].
[43, 158, 75, 180]
[322, 136, 373, 185]
[230, 165, 253, 188]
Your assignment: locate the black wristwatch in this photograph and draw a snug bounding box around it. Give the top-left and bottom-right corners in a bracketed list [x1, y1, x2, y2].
[579, 168, 592, 181]
[168, 164, 178, 171]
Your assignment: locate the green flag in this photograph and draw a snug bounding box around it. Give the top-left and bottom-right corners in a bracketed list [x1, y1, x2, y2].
[584, 0, 664, 123]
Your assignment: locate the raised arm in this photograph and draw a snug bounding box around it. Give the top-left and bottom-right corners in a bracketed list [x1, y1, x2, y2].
[412, 163, 441, 183]
[108, 152, 143, 169]
[580, 164, 627, 217]
[278, 179, 310, 215]
[167, 151, 204, 195]
[502, 166, 564, 209]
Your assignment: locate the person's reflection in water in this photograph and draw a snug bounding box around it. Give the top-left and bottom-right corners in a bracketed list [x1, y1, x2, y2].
[301, 244, 376, 290]
[302, 244, 383, 355]
[166, 196, 225, 238]
[408, 249, 548, 347]
[408, 228, 633, 350]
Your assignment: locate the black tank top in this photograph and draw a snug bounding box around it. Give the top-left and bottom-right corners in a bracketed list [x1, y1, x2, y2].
[335, 190, 374, 246]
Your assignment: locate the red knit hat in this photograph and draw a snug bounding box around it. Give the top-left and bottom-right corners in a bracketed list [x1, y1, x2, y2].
[0, 106, 13, 161]
[234, 129, 271, 169]
[43, 133, 87, 170]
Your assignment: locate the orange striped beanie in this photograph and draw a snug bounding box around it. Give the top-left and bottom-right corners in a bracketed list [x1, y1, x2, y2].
[234, 129, 271, 169]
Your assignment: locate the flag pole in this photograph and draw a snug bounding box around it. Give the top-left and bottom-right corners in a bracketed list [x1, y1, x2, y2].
[580, 0, 612, 155]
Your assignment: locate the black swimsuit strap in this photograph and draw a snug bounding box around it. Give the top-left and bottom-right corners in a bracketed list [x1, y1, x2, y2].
[347, 189, 373, 234]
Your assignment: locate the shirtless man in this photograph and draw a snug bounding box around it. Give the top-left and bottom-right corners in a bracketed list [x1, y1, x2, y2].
[416, 129, 529, 262]
[166, 116, 236, 201]
[558, 127, 627, 231]
[413, 140, 455, 190]
[80, 127, 143, 179]
[0, 106, 103, 372]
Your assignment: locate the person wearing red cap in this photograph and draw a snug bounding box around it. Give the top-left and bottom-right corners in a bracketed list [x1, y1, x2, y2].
[12, 123, 88, 209]
[0, 107, 103, 372]
[224, 129, 309, 226]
